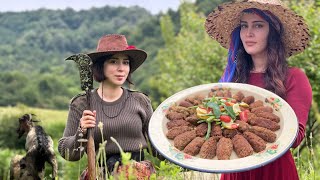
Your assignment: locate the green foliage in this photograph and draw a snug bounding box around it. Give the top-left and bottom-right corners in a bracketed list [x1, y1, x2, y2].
[288, 1, 320, 104]
[157, 160, 184, 178]
[0, 111, 26, 149]
[0, 149, 25, 180]
[0, 6, 163, 109]
[150, 2, 227, 106]
[293, 120, 320, 179]
[286, 1, 320, 155]
[160, 15, 175, 45]
[195, 0, 232, 15]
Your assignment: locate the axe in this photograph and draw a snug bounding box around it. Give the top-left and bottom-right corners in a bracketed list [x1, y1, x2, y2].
[66, 54, 96, 180]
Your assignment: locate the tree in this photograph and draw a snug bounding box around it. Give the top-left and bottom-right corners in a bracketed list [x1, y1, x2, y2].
[288, 0, 320, 153]
[149, 2, 227, 106]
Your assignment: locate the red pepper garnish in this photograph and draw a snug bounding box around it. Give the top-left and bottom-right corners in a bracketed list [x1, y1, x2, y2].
[240, 110, 249, 122]
[231, 123, 239, 129]
[225, 102, 234, 106]
[220, 115, 231, 123]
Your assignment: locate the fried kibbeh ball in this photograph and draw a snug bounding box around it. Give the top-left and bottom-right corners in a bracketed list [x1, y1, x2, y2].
[233, 91, 245, 102]
[242, 96, 255, 105]
[249, 117, 280, 131]
[174, 130, 197, 151]
[166, 126, 194, 139]
[183, 137, 205, 156]
[210, 124, 223, 139]
[249, 126, 277, 143]
[216, 137, 233, 160]
[185, 114, 199, 124]
[232, 134, 254, 158]
[235, 120, 250, 132]
[166, 111, 185, 121]
[243, 131, 267, 153]
[255, 112, 280, 123]
[167, 119, 192, 130]
[195, 123, 208, 137]
[179, 100, 194, 108]
[199, 137, 218, 159]
[249, 100, 264, 109]
[222, 128, 238, 139]
[251, 106, 273, 114]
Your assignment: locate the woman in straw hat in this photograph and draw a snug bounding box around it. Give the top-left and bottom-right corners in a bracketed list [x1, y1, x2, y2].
[205, 0, 312, 179]
[58, 34, 155, 177]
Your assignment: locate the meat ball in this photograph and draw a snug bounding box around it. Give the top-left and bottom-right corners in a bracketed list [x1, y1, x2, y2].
[248, 126, 277, 143]
[183, 137, 205, 156]
[174, 130, 197, 151]
[243, 131, 266, 152]
[216, 137, 233, 160]
[232, 134, 254, 158]
[199, 137, 218, 159]
[166, 126, 194, 139]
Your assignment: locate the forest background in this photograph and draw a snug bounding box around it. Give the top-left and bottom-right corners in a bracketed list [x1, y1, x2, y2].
[0, 0, 319, 179]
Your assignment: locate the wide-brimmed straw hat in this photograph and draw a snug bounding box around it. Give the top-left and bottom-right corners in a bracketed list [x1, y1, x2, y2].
[205, 0, 310, 57]
[87, 34, 147, 72]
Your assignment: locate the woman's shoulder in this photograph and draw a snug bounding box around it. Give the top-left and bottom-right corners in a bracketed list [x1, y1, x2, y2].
[69, 92, 87, 108]
[287, 67, 309, 80]
[288, 67, 306, 75]
[127, 89, 151, 105]
[286, 67, 311, 86]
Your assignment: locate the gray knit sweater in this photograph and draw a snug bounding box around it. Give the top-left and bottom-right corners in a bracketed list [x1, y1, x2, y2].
[58, 88, 153, 161]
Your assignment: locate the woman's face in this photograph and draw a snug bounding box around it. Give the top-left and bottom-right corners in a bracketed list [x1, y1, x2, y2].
[103, 53, 130, 86]
[240, 13, 270, 57]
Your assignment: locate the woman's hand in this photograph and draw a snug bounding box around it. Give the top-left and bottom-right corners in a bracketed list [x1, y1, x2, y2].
[80, 110, 96, 134]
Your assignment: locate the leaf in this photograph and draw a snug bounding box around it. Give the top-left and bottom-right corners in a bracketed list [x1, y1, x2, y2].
[207, 102, 221, 117]
[205, 122, 212, 140]
[223, 104, 236, 119]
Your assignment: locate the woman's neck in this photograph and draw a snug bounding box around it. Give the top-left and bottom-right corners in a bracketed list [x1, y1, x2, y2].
[98, 83, 123, 102]
[251, 54, 268, 73]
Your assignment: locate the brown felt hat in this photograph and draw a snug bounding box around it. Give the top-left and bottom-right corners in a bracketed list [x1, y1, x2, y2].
[205, 0, 310, 57]
[87, 34, 147, 72]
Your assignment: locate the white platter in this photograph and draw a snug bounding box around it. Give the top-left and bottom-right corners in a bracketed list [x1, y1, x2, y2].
[148, 83, 298, 173]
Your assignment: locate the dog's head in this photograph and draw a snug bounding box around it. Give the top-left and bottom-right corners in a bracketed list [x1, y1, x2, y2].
[16, 114, 39, 138]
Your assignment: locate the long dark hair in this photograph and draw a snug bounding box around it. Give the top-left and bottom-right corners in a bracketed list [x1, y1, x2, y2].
[233, 9, 288, 98]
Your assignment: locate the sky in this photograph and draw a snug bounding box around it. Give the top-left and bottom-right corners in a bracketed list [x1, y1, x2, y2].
[0, 0, 183, 14]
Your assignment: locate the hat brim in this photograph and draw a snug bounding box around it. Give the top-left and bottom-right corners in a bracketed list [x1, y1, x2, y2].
[205, 1, 310, 57]
[87, 49, 147, 73]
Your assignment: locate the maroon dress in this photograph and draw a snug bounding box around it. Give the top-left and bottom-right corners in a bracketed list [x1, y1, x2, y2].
[221, 67, 312, 180]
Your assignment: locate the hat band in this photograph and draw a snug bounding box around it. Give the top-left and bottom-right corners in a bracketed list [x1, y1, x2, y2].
[243, 8, 282, 34]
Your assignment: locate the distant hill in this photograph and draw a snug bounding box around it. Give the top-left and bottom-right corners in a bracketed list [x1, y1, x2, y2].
[0, 5, 164, 109]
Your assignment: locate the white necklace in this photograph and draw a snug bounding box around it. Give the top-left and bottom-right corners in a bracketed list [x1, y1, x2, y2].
[250, 68, 266, 73]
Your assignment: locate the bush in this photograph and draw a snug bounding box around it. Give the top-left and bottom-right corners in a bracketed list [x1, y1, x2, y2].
[0, 114, 25, 149]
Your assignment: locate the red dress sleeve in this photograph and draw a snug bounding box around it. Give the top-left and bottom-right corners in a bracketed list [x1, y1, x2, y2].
[285, 67, 312, 148]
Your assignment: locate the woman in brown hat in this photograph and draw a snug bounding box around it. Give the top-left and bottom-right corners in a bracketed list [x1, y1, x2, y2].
[205, 0, 312, 179]
[58, 34, 154, 177]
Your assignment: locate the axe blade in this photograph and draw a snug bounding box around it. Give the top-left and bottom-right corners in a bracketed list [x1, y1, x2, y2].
[65, 54, 93, 91]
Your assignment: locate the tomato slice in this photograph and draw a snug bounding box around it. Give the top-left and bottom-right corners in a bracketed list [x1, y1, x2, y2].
[240, 111, 248, 122]
[220, 115, 231, 123]
[225, 102, 234, 106]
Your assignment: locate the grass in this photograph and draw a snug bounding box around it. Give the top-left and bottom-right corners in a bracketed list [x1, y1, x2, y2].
[0, 105, 318, 180]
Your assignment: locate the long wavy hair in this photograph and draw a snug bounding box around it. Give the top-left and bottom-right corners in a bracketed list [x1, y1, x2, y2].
[233, 9, 288, 98]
